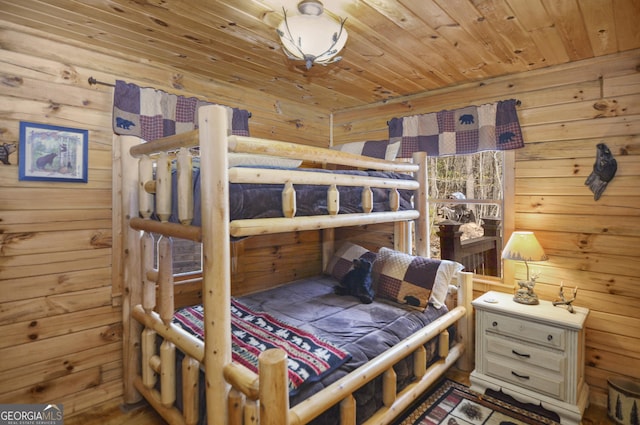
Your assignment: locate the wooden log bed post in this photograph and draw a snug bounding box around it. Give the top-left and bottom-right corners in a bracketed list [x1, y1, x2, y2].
[456, 271, 474, 372]
[413, 151, 429, 258]
[199, 105, 232, 425]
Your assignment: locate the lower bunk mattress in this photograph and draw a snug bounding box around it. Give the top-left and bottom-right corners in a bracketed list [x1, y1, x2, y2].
[170, 275, 454, 425]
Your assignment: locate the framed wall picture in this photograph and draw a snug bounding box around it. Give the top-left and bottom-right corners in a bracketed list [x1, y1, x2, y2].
[19, 122, 88, 183]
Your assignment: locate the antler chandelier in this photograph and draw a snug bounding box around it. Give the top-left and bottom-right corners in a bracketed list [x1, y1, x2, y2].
[276, 0, 348, 70]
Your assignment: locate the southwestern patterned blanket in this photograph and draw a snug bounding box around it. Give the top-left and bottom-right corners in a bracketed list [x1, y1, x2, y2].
[173, 298, 351, 396]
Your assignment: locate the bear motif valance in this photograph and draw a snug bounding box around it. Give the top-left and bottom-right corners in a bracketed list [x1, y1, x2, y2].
[112, 80, 250, 141]
[388, 99, 524, 158]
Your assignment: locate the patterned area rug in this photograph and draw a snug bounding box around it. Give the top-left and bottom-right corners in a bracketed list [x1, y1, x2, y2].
[394, 379, 561, 425]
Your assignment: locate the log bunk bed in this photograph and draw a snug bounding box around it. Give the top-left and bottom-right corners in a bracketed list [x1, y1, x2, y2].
[116, 104, 474, 425]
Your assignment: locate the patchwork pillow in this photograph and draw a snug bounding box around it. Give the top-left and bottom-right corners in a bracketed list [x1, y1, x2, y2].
[375, 247, 464, 311]
[331, 140, 401, 161]
[325, 242, 377, 282]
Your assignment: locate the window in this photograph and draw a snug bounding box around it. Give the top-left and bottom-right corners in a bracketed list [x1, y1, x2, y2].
[152, 232, 202, 275]
[426, 150, 514, 278]
[171, 237, 202, 275]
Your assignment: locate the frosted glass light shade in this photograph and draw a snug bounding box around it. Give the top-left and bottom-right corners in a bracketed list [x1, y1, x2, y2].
[277, 1, 348, 69]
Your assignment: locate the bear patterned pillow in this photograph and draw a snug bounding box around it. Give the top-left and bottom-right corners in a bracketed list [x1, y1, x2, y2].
[325, 242, 377, 282]
[375, 247, 463, 311]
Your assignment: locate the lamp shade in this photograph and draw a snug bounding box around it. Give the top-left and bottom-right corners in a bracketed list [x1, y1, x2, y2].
[502, 231, 549, 262]
[277, 0, 348, 69]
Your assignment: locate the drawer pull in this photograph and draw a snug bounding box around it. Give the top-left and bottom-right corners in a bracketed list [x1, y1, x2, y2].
[492, 321, 498, 327]
[511, 371, 530, 380]
[512, 350, 531, 358]
[547, 335, 553, 341]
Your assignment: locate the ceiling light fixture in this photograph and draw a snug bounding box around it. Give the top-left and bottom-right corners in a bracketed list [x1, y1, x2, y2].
[276, 0, 348, 70]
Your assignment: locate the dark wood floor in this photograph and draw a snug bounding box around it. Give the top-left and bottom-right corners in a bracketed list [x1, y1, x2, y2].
[67, 370, 613, 425]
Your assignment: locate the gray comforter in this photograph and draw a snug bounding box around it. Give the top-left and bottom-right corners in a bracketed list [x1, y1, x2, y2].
[239, 276, 452, 424]
[172, 276, 451, 425]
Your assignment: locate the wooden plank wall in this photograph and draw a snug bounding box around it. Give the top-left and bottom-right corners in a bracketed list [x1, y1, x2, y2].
[169, 232, 324, 310]
[0, 20, 328, 417]
[1, 15, 638, 417]
[333, 49, 640, 406]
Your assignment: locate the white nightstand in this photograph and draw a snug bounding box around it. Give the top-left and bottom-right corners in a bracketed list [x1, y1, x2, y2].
[470, 291, 589, 425]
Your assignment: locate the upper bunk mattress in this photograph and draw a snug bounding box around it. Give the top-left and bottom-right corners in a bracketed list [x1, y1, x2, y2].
[161, 167, 415, 225]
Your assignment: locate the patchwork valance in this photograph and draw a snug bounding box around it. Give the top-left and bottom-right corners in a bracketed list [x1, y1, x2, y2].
[388, 99, 524, 158]
[112, 80, 250, 141]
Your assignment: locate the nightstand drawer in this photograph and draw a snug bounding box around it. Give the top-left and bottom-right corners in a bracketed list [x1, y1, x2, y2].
[486, 356, 564, 399]
[485, 335, 565, 373]
[484, 311, 565, 350]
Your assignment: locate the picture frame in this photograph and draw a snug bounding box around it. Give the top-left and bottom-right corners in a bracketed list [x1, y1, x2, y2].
[19, 122, 88, 183]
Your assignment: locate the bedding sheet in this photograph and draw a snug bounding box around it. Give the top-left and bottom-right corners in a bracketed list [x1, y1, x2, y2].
[161, 167, 415, 225]
[172, 275, 451, 425]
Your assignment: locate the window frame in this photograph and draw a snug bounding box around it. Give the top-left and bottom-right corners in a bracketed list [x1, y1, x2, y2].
[423, 150, 515, 284]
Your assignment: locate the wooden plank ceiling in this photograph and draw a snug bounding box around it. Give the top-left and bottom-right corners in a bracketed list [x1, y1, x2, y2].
[1, 0, 639, 111]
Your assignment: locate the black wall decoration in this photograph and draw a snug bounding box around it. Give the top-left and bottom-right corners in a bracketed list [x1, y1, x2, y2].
[585, 143, 617, 201]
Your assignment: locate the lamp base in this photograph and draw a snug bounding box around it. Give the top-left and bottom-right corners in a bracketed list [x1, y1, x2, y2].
[513, 280, 540, 305]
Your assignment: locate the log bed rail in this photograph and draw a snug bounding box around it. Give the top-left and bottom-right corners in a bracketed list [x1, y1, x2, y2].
[116, 104, 474, 425]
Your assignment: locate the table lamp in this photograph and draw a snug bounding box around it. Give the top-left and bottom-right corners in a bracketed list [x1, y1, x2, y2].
[502, 231, 549, 305]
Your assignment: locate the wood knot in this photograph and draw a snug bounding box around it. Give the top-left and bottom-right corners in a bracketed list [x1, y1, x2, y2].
[90, 231, 113, 248]
[30, 384, 47, 394]
[288, 119, 303, 129]
[171, 73, 184, 90]
[1, 75, 23, 87]
[593, 101, 608, 111]
[152, 18, 168, 27]
[60, 66, 79, 83]
[101, 323, 123, 341]
[48, 100, 61, 111]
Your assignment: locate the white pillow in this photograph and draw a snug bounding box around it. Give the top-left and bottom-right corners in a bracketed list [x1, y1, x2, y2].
[331, 140, 401, 161]
[429, 260, 465, 309]
[228, 153, 302, 169]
